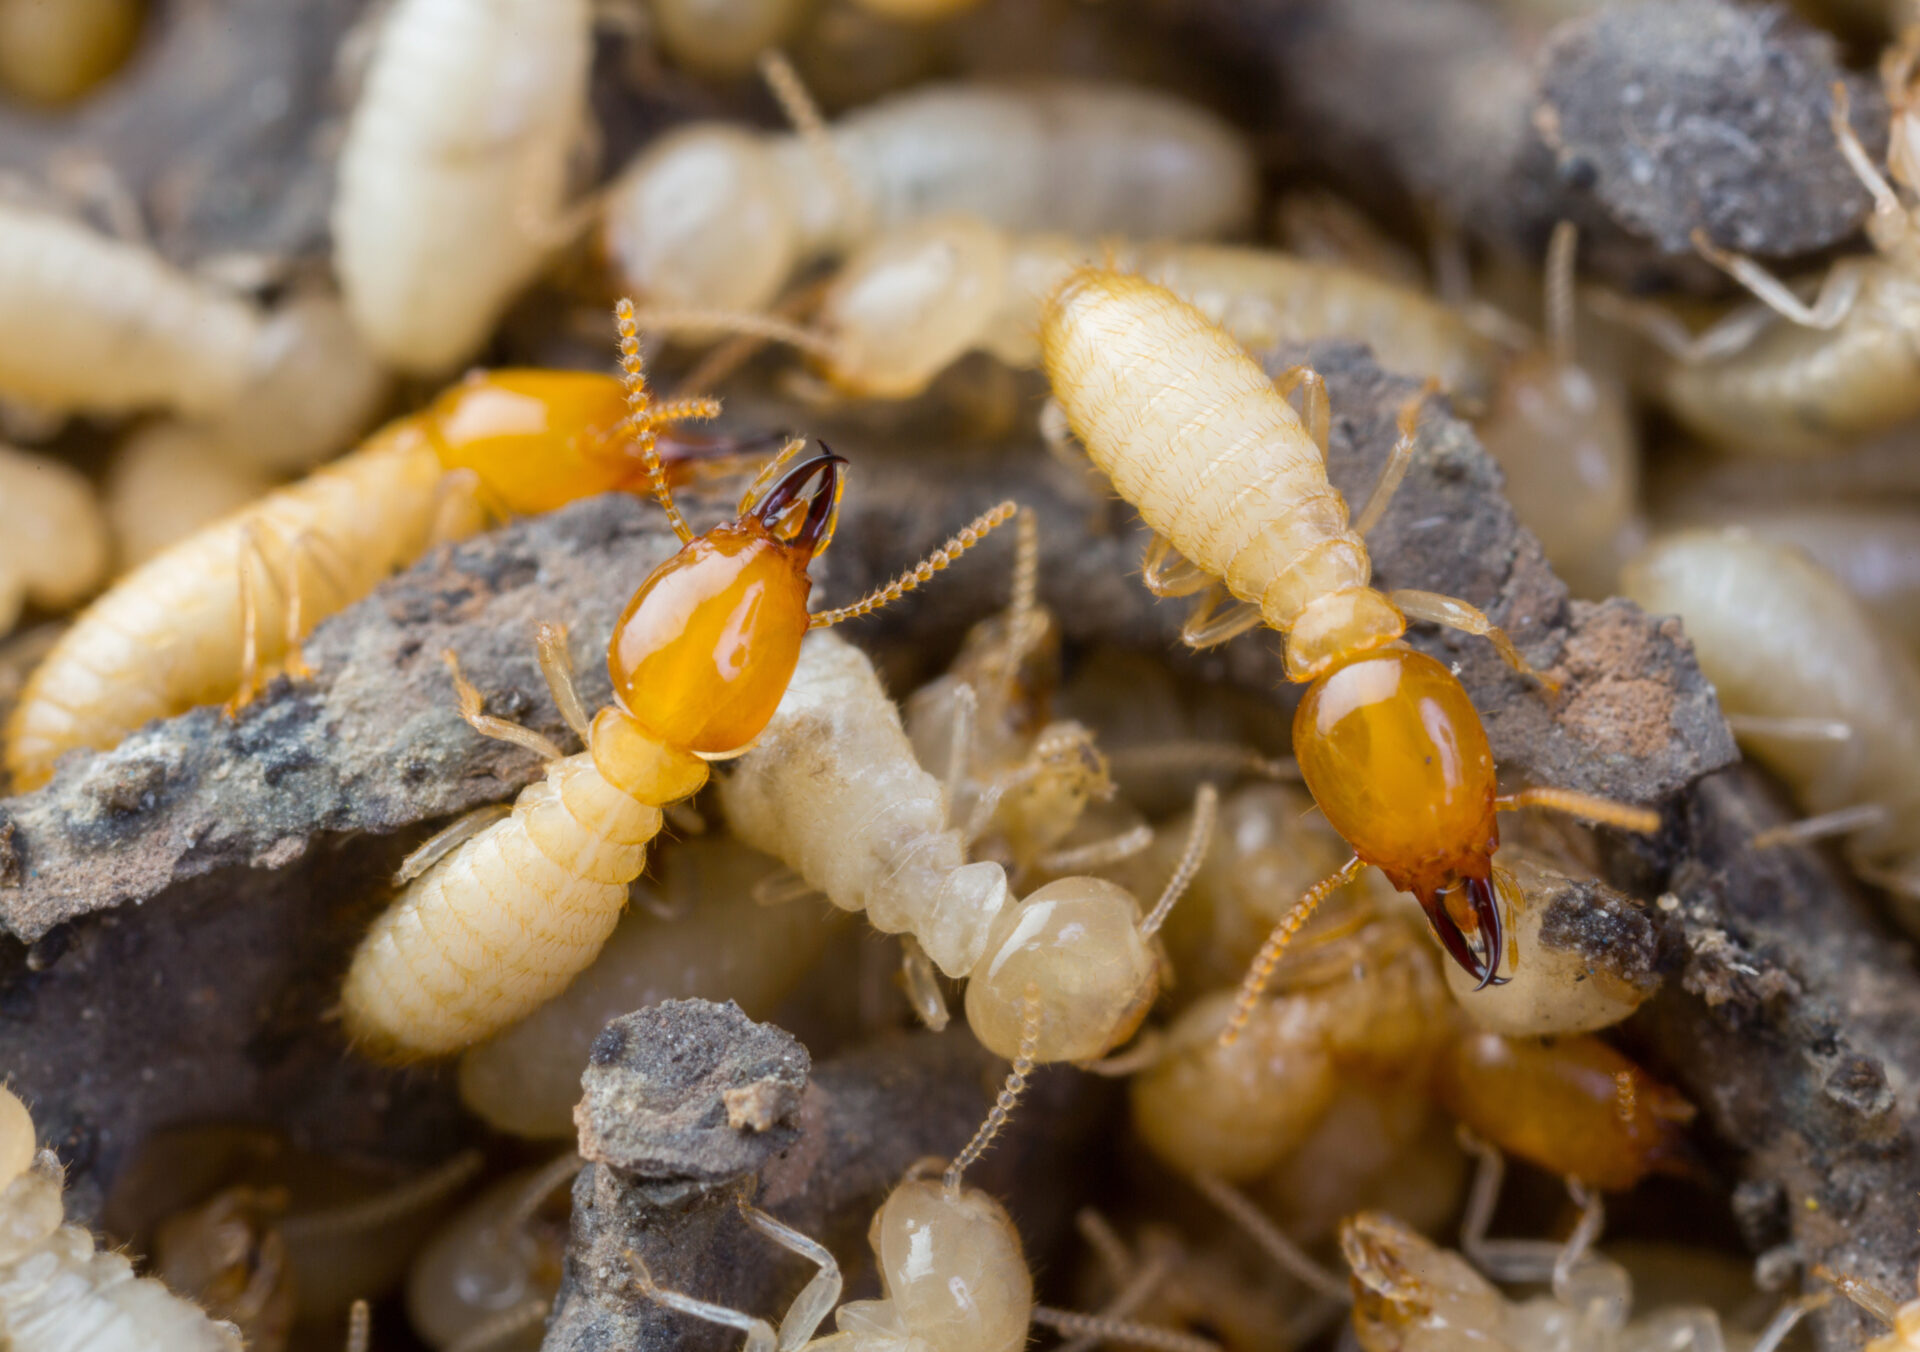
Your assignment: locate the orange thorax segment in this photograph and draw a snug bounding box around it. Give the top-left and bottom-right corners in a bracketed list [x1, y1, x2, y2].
[609, 522, 812, 756]
[424, 369, 632, 515]
[1434, 1031, 1695, 1190]
[1293, 648, 1498, 896]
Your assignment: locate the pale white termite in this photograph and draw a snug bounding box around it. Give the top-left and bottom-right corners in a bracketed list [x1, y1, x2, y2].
[0, 1084, 246, 1351]
[0, 444, 111, 638]
[599, 78, 1257, 320]
[634, 216, 1502, 405]
[719, 627, 1216, 1064]
[631, 1021, 1221, 1352]
[1623, 527, 1920, 930]
[332, 0, 592, 373]
[0, 202, 267, 419]
[1599, 34, 1920, 455]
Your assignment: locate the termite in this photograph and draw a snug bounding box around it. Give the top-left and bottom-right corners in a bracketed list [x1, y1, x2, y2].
[649, 0, 810, 78]
[0, 1083, 246, 1350]
[1037, 268, 1661, 1032]
[630, 1011, 1221, 1352]
[0, 0, 141, 106]
[1622, 528, 1920, 924]
[633, 218, 1501, 405]
[599, 77, 1256, 322]
[5, 357, 754, 792]
[338, 303, 1016, 1059]
[0, 443, 111, 638]
[720, 624, 1215, 1065]
[332, 0, 591, 373]
[1597, 32, 1920, 455]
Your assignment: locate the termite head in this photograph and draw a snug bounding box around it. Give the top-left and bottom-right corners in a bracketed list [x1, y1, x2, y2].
[607, 449, 846, 758]
[1293, 649, 1507, 985]
[1283, 588, 1406, 683]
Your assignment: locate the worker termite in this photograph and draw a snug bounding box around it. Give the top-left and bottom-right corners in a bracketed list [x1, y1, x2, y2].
[0, 0, 142, 106]
[1597, 33, 1920, 456]
[633, 219, 1501, 406]
[5, 356, 751, 792]
[339, 306, 1016, 1059]
[599, 78, 1256, 321]
[0, 1083, 245, 1350]
[455, 836, 839, 1139]
[332, 0, 591, 373]
[1622, 528, 1920, 930]
[630, 1014, 1221, 1352]
[0, 443, 111, 638]
[1037, 268, 1661, 1025]
[0, 201, 268, 420]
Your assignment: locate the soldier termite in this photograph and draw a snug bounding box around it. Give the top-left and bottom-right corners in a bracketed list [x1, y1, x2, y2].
[1037, 268, 1660, 1033]
[338, 299, 1016, 1058]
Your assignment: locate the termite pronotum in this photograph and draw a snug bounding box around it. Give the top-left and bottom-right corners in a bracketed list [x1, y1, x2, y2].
[5, 362, 758, 791]
[1037, 268, 1661, 1036]
[332, 0, 591, 373]
[338, 300, 1017, 1059]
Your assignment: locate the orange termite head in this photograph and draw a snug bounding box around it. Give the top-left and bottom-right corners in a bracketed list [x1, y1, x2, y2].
[1291, 647, 1507, 986]
[606, 448, 847, 759]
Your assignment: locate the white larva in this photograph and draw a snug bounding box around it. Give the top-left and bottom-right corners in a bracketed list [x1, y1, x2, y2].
[0, 445, 111, 639]
[0, 1085, 244, 1352]
[601, 79, 1256, 320]
[333, 0, 592, 373]
[0, 203, 266, 419]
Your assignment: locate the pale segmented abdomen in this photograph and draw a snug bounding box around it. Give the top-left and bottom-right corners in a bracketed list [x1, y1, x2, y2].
[718, 631, 1009, 977]
[1039, 269, 1371, 630]
[0, 204, 264, 418]
[5, 422, 456, 791]
[343, 752, 665, 1059]
[333, 0, 591, 373]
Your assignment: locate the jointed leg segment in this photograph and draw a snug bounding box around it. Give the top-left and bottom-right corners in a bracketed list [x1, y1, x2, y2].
[443, 650, 567, 763]
[1389, 588, 1561, 692]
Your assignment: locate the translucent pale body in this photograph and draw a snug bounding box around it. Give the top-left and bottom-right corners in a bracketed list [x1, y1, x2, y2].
[1434, 1032, 1692, 1191]
[0, 446, 109, 634]
[0, 0, 140, 105]
[406, 1167, 564, 1350]
[0, 203, 265, 417]
[867, 1181, 1031, 1352]
[1480, 354, 1641, 599]
[1261, 1086, 1466, 1245]
[105, 428, 273, 567]
[609, 523, 813, 757]
[1344, 1212, 1513, 1352]
[333, 0, 590, 372]
[1129, 988, 1336, 1181]
[964, 877, 1155, 1061]
[6, 419, 476, 790]
[458, 839, 831, 1138]
[151, 1187, 292, 1351]
[341, 750, 672, 1060]
[719, 631, 1010, 976]
[1294, 649, 1499, 898]
[1623, 529, 1920, 922]
[651, 0, 808, 77]
[1441, 856, 1655, 1035]
[1309, 918, 1452, 1078]
[602, 81, 1254, 317]
[425, 370, 637, 514]
[0, 1091, 33, 1189]
[1040, 269, 1403, 676]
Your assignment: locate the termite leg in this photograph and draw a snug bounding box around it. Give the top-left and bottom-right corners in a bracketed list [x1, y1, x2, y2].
[1387, 588, 1561, 693]
[1272, 365, 1330, 456]
[810, 500, 1019, 628]
[1454, 1131, 1571, 1284]
[1831, 80, 1905, 221]
[1188, 1171, 1350, 1303]
[758, 49, 870, 236]
[1690, 228, 1866, 332]
[1138, 782, 1217, 939]
[429, 466, 494, 545]
[442, 650, 568, 763]
[1495, 786, 1661, 835]
[279, 528, 352, 683]
[345, 1300, 371, 1352]
[1584, 287, 1777, 364]
[1030, 1306, 1221, 1352]
[1725, 712, 1854, 743]
[1813, 1263, 1903, 1328]
[1749, 802, 1890, 852]
[1142, 533, 1212, 597]
[626, 1251, 776, 1352]
[1179, 583, 1262, 649]
[394, 804, 513, 885]
[535, 622, 591, 742]
[1353, 380, 1438, 539]
[1748, 1295, 1830, 1352]
[229, 521, 273, 715]
[1219, 856, 1364, 1047]
[1076, 1029, 1166, 1078]
[738, 1200, 843, 1352]
[1034, 823, 1156, 876]
[900, 934, 950, 1031]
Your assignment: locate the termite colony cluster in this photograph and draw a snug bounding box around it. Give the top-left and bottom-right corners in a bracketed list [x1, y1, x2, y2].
[10, 0, 1920, 1349]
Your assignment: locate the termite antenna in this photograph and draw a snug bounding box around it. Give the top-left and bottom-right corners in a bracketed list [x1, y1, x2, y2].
[1138, 782, 1217, 939]
[1544, 221, 1578, 367]
[811, 500, 1020, 628]
[945, 983, 1042, 1194]
[758, 49, 871, 237]
[1219, 857, 1364, 1047]
[615, 297, 695, 545]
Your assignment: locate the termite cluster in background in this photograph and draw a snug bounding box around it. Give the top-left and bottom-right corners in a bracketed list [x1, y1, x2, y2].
[10, 0, 1920, 1349]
